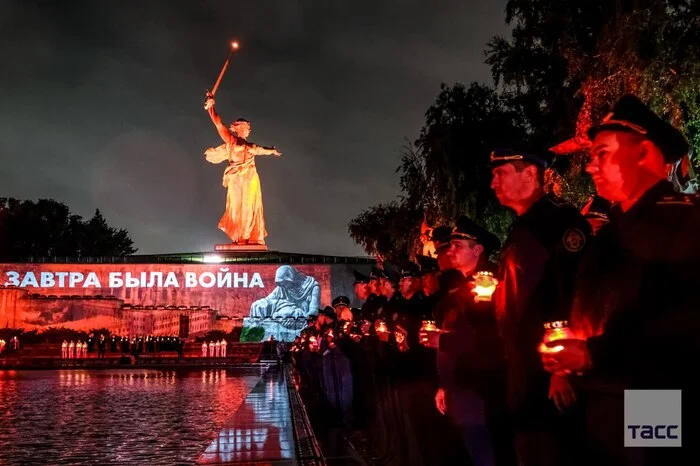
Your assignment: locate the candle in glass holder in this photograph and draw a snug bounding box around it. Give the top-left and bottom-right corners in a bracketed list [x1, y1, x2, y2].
[538, 320, 576, 354]
[326, 329, 337, 349]
[394, 325, 409, 351]
[419, 320, 443, 348]
[420, 320, 437, 332]
[375, 319, 390, 342]
[472, 271, 498, 302]
[360, 320, 372, 336]
[309, 335, 319, 352]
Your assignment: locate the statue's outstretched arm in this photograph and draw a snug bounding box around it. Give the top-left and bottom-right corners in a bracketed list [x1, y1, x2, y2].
[249, 144, 281, 156]
[204, 97, 234, 145]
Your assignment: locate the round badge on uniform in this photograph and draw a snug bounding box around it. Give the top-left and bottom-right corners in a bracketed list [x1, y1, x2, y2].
[562, 228, 585, 252]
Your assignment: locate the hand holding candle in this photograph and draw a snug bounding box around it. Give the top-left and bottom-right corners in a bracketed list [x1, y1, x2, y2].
[325, 328, 337, 349]
[360, 320, 372, 336]
[309, 335, 319, 352]
[419, 320, 441, 349]
[394, 325, 409, 352]
[472, 271, 498, 302]
[374, 319, 390, 342]
[540, 338, 590, 374]
[538, 320, 589, 374]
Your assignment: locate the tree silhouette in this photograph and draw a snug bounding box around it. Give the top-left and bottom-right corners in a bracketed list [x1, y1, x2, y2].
[0, 198, 136, 260]
[349, 0, 700, 259]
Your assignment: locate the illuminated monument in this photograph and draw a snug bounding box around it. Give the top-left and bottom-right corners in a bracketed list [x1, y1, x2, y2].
[204, 95, 280, 250]
[202, 41, 280, 251]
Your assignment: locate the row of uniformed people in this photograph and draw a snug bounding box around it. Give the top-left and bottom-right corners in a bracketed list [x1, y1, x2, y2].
[111, 335, 184, 354]
[480, 95, 699, 466]
[292, 95, 698, 465]
[407, 95, 698, 466]
[290, 259, 474, 464]
[423, 95, 697, 466]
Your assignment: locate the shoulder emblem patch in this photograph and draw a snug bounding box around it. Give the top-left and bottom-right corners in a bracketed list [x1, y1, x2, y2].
[562, 228, 586, 252]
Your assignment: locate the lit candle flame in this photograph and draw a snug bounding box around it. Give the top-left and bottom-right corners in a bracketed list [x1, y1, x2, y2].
[420, 320, 437, 332]
[231, 41, 239, 50]
[538, 342, 565, 354]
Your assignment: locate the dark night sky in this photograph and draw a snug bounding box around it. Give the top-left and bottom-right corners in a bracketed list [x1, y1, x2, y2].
[0, 1, 508, 257]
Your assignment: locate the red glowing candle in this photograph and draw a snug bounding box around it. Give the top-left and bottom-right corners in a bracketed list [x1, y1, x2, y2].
[419, 320, 441, 348]
[472, 271, 498, 302]
[394, 325, 409, 351]
[361, 320, 372, 336]
[309, 335, 319, 352]
[375, 319, 390, 342]
[538, 320, 575, 354]
[420, 320, 437, 332]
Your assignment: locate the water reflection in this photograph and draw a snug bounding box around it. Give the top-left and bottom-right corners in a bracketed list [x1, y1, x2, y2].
[197, 369, 295, 464]
[0, 368, 263, 465]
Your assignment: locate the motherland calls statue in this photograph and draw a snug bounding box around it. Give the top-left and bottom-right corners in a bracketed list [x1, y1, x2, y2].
[203, 93, 281, 245]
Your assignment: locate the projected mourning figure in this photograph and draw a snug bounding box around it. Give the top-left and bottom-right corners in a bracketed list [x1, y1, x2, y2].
[250, 266, 321, 320]
[203, 95, 281, 245]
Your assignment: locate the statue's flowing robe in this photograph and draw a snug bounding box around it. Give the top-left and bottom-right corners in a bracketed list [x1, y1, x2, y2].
[205, 140, 267, 244]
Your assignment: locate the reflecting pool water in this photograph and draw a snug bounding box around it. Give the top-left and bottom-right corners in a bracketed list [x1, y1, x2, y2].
[0, 367, 264, 465]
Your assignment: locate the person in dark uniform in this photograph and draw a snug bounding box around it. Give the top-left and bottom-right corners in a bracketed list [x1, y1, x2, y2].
[295, 316, 316, 375]
[352, 270, 371, 305]
[490, 147, 591, 466]
[580, 195, 611, 236]
[394, 261, 455, 466]
[300, 311, 329, 403]
[427, 225, 457, 328]
[433, 215, 511, 466]
[367, 262, 422, 466]
[321, 298, 355, 427]
[416, 254, 440, 310]
[397, 262, 427, 317]
[360, 266, 387, 323]
[355, 266, 388, 456]
[365, 264, 406, 464]
[97, 334, 107, 359]
[431, 225, 457, 272]
[543, 95, 700, 466]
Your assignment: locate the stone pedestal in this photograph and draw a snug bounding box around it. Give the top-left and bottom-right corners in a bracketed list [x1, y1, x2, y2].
[214, 243, 268, 252]
[241, 317, 307, 342]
